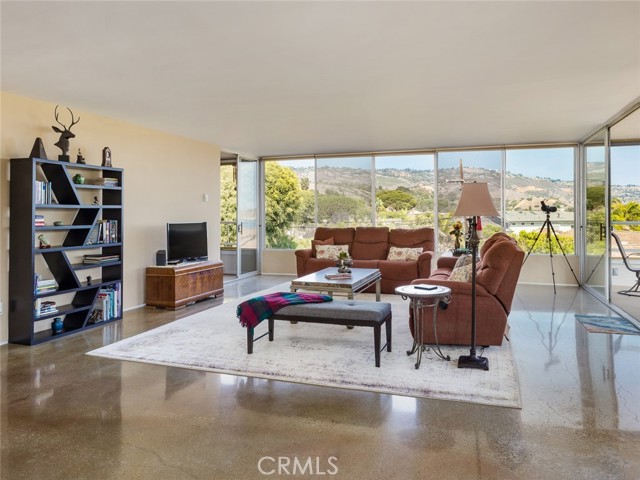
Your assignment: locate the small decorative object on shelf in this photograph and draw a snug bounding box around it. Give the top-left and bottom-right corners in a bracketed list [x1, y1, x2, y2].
[87, 275, 92, 286]
[29, 137, 48, 159]
[449, 220, 464, 250]
[51, 317, 64, 334]
[53, 221, 64, 226]
[76, 148, 86, 164]
[72, 173, 85, 184]
[51, 105, 80, 162]
[336, 251, 352, 274]
[92, 196, 99, 205]
[102, 147, 112, 167]
[37, 234, 51, 249]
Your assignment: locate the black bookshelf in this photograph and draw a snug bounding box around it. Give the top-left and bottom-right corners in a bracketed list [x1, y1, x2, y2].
[9, 157, 124, 345]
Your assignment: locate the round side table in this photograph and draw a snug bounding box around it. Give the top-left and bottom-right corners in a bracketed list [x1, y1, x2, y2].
[395, 285, 453, 369]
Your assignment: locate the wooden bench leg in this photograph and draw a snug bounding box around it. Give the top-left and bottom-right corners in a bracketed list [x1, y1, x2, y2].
[247, 328, 253, 354]
[374, 325, 381, 367]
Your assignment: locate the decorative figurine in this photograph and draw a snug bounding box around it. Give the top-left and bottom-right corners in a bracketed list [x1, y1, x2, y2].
[92, 196, 99, 205]
[102, 147, 112, 167]
[72, 173, 85, 184]
[52, 105, 80, 162]
[29, 137, 48, 159]
[86, 275, 92, 286]
[38, 234, 51, 249]
[76, 148, 86, 164]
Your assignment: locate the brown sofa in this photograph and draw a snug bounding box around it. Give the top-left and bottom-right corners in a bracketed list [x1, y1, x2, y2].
[295, 227, 435, 294]
[410, 232, 524, 346]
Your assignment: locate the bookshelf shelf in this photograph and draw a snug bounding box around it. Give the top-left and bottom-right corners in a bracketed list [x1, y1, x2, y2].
[9, 157, 124, 346]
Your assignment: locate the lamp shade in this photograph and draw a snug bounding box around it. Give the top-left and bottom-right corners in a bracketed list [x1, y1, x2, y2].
[453, 182, 498, 217]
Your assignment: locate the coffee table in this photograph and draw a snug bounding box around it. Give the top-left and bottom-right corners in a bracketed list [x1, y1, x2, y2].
[290, 267, 382, 301]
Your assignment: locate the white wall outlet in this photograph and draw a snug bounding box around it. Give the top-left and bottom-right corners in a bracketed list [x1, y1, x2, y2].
[203, 194, 209, 202]
[612, 267, 619, 276]
[0, 301, 4, 316]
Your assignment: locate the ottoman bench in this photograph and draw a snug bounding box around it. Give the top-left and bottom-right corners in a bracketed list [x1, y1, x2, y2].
[247, 300, 392, 367]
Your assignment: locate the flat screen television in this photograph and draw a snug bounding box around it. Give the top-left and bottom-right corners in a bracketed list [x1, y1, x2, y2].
[166, 222, 208, 264]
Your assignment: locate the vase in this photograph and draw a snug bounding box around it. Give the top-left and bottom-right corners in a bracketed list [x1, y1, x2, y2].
[51, 317, 63, 334]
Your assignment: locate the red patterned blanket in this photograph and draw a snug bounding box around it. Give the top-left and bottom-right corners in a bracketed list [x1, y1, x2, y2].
[237, 292, 333, 330]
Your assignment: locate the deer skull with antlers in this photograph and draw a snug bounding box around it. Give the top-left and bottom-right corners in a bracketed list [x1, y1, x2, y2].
[52, 105, 80, 158]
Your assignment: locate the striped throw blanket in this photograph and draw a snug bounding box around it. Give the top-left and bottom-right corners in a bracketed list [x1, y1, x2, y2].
[237, 292, 333, 330]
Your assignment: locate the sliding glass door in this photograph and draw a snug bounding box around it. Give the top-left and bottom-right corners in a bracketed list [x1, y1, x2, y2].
[583, 129, 608, 297]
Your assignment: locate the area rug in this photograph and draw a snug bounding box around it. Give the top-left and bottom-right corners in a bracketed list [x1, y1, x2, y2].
[576, 314, 640, 335]
[87, 285, 521, 409]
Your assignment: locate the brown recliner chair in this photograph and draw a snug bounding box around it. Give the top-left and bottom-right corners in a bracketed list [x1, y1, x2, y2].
[410, 232, 524, 346]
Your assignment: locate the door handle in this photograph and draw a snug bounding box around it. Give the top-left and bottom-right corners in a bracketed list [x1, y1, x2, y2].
[237, 223, 243, 234]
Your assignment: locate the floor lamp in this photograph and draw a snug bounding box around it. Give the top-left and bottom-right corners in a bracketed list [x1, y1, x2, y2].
[453, 182, 498, 371]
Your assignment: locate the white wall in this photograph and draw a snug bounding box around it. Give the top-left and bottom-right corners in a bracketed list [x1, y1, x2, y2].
[0, 92, 221, 343]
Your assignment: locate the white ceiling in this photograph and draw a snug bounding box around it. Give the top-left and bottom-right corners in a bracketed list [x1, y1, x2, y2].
[2, 1, 639, 157]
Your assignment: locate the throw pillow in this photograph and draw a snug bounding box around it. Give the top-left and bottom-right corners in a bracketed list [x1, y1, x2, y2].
[448, 254, 473, 282]
[311, 237, 334, 257]
[386, 246, 423, 261]
[316, 244, 350, 260]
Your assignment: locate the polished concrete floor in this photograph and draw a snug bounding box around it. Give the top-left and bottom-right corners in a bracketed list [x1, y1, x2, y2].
[1, 276, 639, 479]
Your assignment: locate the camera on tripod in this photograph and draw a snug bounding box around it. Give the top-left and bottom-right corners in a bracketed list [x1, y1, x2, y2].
[540, 201, 557, 213]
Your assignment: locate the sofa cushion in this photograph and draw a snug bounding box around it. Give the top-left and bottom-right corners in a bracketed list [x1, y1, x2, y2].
[314, 227, 355, 251]
[448, 254, 473, 282]
[388, 227, 434, 251]
[378, 260, 418, 280]
[311, 237, 334, 257]
[316, 244, 350, 260]
[351, 227, 389, 260]
[387, 246, 423, 261]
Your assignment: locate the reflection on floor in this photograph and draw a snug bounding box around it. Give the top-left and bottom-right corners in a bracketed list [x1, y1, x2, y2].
[1, 277, 639, 479]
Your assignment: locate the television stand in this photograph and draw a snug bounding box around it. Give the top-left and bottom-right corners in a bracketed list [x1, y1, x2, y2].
[145, 260, 223, 309]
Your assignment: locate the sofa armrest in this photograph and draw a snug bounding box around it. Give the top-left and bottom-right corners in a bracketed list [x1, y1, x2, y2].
[294, 249, 313, 277]
[436, 255, 459, 270]
[417, 251, 434, 278]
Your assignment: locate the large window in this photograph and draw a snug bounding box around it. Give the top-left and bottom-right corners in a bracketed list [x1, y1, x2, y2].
[437, 150, 502, 250]
[374, 154, 434, 230]
[262, 146, 577, 253]
[316, 156, 374, 228]
[264, 159, 315, 249]
[505, 147, 575, 254]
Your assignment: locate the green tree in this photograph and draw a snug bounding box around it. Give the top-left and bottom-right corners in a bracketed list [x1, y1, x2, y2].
[300, 177, 310, 191]
[611, 199, 640, 231]
[376, 189, 417, 211]
[317, 194, 366, 224]
[512, 230, 575, 254]
[220, 166, 237, 246]
[265, 162, 302, 248]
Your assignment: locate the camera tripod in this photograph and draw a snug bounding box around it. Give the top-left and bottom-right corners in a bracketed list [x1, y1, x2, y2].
[523, 210, 580, 294]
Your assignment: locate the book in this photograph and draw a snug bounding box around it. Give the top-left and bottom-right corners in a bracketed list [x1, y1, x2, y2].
[324, 273, 352, 280]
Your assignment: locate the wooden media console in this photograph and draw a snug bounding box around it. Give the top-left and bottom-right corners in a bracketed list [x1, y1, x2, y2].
[145, 260, 224, 309]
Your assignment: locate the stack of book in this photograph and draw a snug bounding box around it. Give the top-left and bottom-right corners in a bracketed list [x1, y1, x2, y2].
[35, 299, 58, 317]
[91, 177, 119, 187]
[88, 283, 122, 324]
[34, 215, 45, 227]
[85, 220, 119, 244]
[35, 277, 58, 294]
[34, 180, 54, 204]
[83, 253, 120, 265]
